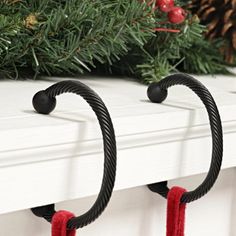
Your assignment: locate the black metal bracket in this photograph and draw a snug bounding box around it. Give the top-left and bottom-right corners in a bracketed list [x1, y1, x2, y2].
[31, 80, 117, 229]
[147, 73, 223, 203]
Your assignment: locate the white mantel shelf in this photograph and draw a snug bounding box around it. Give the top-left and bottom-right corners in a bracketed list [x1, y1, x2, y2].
[1, 74, 236, 215]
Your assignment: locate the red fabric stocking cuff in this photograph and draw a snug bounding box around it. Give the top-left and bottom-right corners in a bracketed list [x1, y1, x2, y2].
[166, 186, 187, 236]
[52, 210, 76, 236]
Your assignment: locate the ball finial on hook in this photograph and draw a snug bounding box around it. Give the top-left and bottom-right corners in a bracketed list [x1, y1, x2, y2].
[147, 82, 168, 103]
[32, 90, 56, 114]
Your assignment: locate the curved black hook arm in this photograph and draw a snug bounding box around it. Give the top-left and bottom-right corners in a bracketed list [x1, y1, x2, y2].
[31, 80, 117, 229]
[147, 73, 223, 203]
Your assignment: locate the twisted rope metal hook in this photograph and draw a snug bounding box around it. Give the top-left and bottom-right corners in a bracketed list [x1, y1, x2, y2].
[147, 73, 223, 203]
[31, 80, 117, 229]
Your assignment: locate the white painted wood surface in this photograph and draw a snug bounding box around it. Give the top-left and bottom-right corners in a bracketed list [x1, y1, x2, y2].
[1, 169, 236, 236]
[0, 73, 236, 235]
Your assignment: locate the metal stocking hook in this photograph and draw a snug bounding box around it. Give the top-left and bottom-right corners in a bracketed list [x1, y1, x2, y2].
[31, 80, 117, 229]
[147, 73, 223, 203]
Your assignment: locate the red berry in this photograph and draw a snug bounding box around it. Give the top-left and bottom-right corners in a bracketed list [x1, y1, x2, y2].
[156, 0, 174, 12]
[168, 7, 186, 24]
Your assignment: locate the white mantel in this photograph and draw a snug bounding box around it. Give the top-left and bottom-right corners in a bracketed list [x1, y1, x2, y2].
[1, 74, 236, 236]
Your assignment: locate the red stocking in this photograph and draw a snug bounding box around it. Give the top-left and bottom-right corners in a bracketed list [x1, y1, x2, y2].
[52, 210, 76, 236]
[166, 187, 187, 236]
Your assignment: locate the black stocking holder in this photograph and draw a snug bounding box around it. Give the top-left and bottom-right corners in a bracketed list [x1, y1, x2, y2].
[31, 80, 117, 229]
[30, 73, 223, 231]
[147, 73, 223, 203]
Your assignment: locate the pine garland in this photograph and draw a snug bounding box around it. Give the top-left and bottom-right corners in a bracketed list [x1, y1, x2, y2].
[0, 0, 232, 82]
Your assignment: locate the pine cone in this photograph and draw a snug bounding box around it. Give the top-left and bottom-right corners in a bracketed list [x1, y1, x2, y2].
[190, 0, 236, 63]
